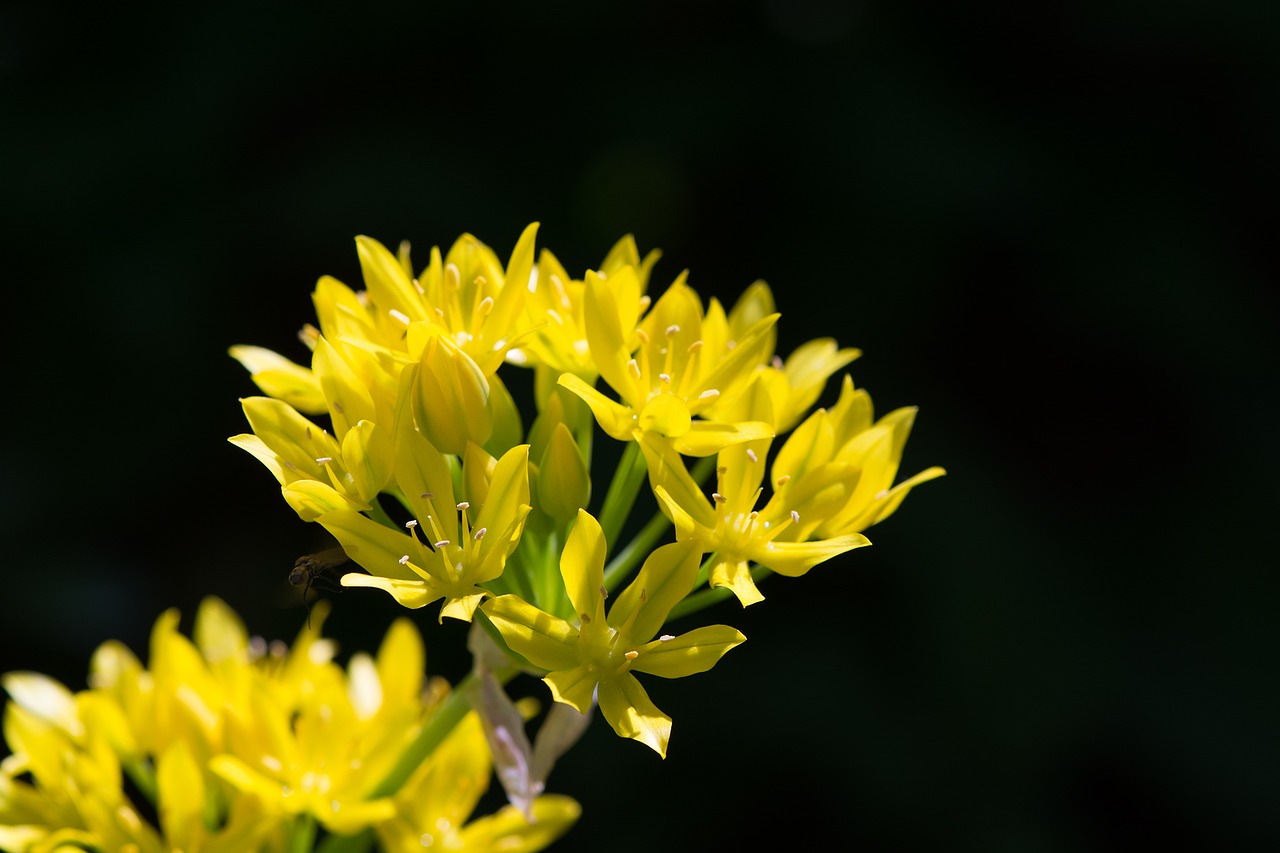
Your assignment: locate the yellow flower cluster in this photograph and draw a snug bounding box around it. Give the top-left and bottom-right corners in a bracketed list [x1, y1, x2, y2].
[0, 599, 579, 852]
[228, 224, 943, 757]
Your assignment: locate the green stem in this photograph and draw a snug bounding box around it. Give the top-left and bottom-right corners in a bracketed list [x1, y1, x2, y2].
[667, 564, 774, 621]
[602, 509, 670, 591]
[289, 814, 318, 853]
[600, 454, 717, 591]
[596, 441, 647, 554]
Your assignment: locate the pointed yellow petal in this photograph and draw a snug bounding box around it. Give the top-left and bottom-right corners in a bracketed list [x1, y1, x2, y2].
[556, 372, 635, 441]
[559, 510, 607, 624]
[708, 557, 765, 607]
[670, 419, 774, 457]
[631, 624, 746, 678]
[340, 573, 435, 609]
[608, 539, 702, 642]
[315, 510, 418, 580]
[481, 595, 580, 672]
[543, 663, 599, 715]
[597, 675, 671, 758]
[458, 796, 582, 853]
[754, 534, 870, 577]
[228, 345, 326, 414]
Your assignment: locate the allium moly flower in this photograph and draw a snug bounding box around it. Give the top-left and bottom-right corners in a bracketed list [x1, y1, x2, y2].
[557, 270, 778, 456]
[644, 374, 945, 606]
[482, 510, 746, 758]
[315, 423, 532, 622]
[0, 598, 580, 852]
[374, 712, 580, 853]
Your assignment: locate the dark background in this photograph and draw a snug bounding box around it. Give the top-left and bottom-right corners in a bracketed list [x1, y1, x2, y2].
[2, 1, 1277, 850]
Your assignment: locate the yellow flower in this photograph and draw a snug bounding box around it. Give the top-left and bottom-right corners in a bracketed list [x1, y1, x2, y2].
[482, 510, 746, 758]
[229, 395, 391, 520]
[318, 425, 532, 621]
[644, 373, 945, 606]
[2, 598, 580, 851]
[374, 712, 580, 853]
[643, 432, 870, 607]
[557, 270, 777, 456]
[774, 374, 947, 538]
[509, 234, 661, 385]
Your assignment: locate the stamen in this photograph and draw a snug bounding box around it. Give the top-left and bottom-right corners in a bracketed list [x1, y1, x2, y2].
[726, 339, 737, 350]
[399, 555, 411, 564]
[628, 359, 641, 378]
[421, 492, 434, 499]
[659, 372, 671, 384]
[412, 277, 425, 295]
[687, 339, 704, 354]
[624, 650, 639, 661]
[473, 527, 487, 540]
[388, 308, 411, 326]
[635, 328, 650, 345]
[712, 493, 726, 503]
[315, 457, 334, 464]
[332, 402, 345, 415]
[698, 389, 720, 400]
[580, 613, 592, 625]
[434, 540, 450, 549]
[659, 634, 675, 642]
[746, 448, 758, 463]
[546, 308, 564, 325]
[445, 263, 460, 289]
[776, 474, 791, 486]
[405, 520, 418, 529]
[477, 296, 494, 316]
[456, 501, 470, 511]
[771, 355, 784, 370]
[665, 324, 680, 338]
[790, 510, 801, 523]
[305, 426, 311, 439]
[598, 585, 608, 600]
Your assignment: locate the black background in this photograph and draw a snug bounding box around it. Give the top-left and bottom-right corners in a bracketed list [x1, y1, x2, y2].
[2, 1, 1277, 850]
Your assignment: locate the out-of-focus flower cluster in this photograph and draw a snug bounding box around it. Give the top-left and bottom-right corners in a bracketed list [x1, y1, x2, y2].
[227, 224, 944, 757]
[0, 598, 579, 852]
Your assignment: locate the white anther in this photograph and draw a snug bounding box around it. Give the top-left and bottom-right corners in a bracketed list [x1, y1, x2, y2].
[698, 389, 720, 400]
[399, 555, 411, 564]
[746, 449, 758, 462]
[315, 457, 333, 464]
[389, 308, 411, 326]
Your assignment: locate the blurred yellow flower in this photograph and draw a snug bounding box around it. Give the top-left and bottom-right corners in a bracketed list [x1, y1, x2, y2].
[0, 598, 579, 852]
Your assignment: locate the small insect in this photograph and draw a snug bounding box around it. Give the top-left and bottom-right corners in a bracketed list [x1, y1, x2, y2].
[288, 546, 349, 626]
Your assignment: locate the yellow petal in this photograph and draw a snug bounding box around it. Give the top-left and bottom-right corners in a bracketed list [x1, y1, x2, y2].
[340, 573, 435, 610]
[671, 419, 774, 457]
[708, 557, 765, 607]
[597, 675, 670, 758]
[754, 534, 870, 577]
[481, 595, 580, 673]
[228, 345, 326, 414]
[559, 510, 607, 625]
[631, 624, 746, 678]
[543, 663, 599, 715]
[458, 796, 582, 853]
[608, 539, 702, 643]
[556, 372, 636, 441]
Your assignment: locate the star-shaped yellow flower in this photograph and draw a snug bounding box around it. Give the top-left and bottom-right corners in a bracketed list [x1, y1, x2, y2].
[314, 425, 531, 622]
[482, 510, 745, 757]
[557, 269, 777, 456]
